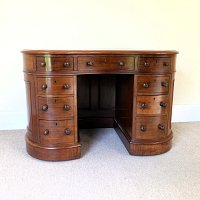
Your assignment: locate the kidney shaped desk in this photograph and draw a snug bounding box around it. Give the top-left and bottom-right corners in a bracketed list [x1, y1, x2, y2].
[22, 50, 178, 161]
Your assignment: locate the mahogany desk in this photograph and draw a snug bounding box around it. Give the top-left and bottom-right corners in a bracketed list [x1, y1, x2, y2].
[22, 50, 178, 161]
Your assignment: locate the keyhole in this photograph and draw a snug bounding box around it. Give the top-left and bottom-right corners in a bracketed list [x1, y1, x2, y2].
[54, 80, 57, 83]
[55, 123, 57, 126]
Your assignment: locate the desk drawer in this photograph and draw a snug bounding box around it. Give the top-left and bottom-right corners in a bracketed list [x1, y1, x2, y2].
[77, 56, 134, 71]
[135, 116, 168, 140]
[39, 119, 74, 145]
[136, 95, 169, 115]
[36, 77, 74, 95]
[136, 75, 169, 94]
[38, 97, 74, 119]
[136, 57, 172, 73]
[36, 56, 74, 72]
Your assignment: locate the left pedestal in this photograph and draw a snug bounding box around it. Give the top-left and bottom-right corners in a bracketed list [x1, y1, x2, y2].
[23, 53, 80, 161]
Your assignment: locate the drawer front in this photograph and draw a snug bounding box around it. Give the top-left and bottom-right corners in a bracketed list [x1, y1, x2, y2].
[39, 119, 74, 145]
[36, 77, 74, 95]
[36, 56, 73, 72]
[136, 75, 169, 94]
[136, 57, 172, 73]
[38, 97, 74, 119]
[136, 95, 169, 115]
[135, 116, 168, 140]
[77, 56, 134, 71]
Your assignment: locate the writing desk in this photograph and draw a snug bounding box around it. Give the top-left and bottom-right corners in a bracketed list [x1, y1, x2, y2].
[22, 50, 178, 161]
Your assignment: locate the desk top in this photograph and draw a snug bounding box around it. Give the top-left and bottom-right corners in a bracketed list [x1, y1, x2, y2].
[21, 50, 178, 55]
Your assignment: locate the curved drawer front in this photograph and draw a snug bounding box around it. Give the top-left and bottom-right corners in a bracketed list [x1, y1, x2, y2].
[36, 77, 74, 95]
[136, 56, 172, 73]
[39, 119, 74, 145]
[136, 95, 169, 115]
[38, 97, 74, 119]
[136, 75, 169, 94]
[36, 56, 74, 72]
[135, 116, 168, 140]
[77, 56, 135, 71]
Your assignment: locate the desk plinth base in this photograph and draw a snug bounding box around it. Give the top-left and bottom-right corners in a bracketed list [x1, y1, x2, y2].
[25, 135, 81, 161]
[114, 121, 172, 156]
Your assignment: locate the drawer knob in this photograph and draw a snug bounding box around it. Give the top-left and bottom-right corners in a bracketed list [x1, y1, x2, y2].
[86, 61, 93, 66]
[144, 61, 150, 67]
[140, 125, 146, 132]
[63, 84, 71, 89]
[143, 83, 149, 88]
[40, 62, 46, 67]
[160, 102, 167, 108]
[161, 82, 169, 87]
[43, 129, 49, 135]
[64, 104, 71, 111]
[119, 61, 125, 66]
[163, 62, 170, 66]
[41, 84, 47, 90]
[42, 104, 48, 111]
[63, 62, 70, 67]
[158, 124, 165, 130]
[65, 128, 71, 135]
[141, 102, 148, 109]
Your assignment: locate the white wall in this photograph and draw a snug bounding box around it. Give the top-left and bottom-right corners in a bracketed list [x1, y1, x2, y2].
[0, 0, 200, 130]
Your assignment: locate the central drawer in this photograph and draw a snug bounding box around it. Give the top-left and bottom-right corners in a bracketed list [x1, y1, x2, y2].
[38, 97, 74, 119]
[39, 119, 74, 145]
[77, 56, 135, 71]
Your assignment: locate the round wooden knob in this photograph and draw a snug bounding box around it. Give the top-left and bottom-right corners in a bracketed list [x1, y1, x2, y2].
[42, 104, 48, 111]
[119, 61, 124, 66]
[86, 61, 93, 66]
[141, 102, 147, 109]
[64, 105, 70, 111]
[140, 125, 146, 132]
[63, 62, 70, 67]
[158, 124, 165, 130]
[41, 84, 47, 90]
[144, 61, 149, 67]
[160, 102, 167, 108]
[43, 129, 49, 135]
[40, 62, 46, 67]
[163, 62, 170, 66]
[63, 84, 70, 89]
[65, 128, 71, 135]
[161, 82, 169, 87]
[143, 83, 149, 88]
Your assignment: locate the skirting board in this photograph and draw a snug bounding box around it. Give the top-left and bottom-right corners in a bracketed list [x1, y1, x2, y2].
[0, 105, 200, 130]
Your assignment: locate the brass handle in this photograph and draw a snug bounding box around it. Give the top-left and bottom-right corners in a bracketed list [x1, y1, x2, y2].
[160, 102, 167, 108]
[161, 82, 169, 87]
[42, 104, 48, 111]
[63, 84, 70, 89]
[64, 104, 70, 111]
[40, 62, 46, 67]
[158, 124, 165, 130]
[119, 61, 125, 66]
[140, 125, 146, 132]
[86, 61, 93, 66]
[63, 62, 70, 67]
[141, 102, 148, 109]
[65, 128, 71, 135]
[43, 129, 49, 135]
[41, 84, 47, 90]
[143, 83, 149, 88]
[144, 61, 150, 67]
